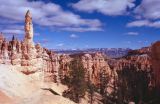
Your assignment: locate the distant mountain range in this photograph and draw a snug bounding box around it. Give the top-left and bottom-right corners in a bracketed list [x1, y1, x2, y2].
[52, 48, 131, 58]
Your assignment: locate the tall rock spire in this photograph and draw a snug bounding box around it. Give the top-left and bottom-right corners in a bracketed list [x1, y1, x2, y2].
[24, 10, 34, 46]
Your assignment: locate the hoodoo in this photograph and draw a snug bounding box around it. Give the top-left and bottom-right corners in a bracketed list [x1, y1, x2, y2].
[24, 10, 34, 47]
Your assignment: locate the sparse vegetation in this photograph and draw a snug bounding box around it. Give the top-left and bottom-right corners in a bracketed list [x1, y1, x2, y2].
[86, 72, 96, 104]
[102, 66, 160, 104]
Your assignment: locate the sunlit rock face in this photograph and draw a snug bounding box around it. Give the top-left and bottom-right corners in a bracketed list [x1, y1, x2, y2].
[58, 54, 71, 80]
[114, 55, 151, 71]
[24, 10, 34, 47]
[0, 11, 60, 82]
[81, 53, 117, 93]
[82, 53, 110, 84]
[151, 41, 160, 90]
[109, 47, 151, 72]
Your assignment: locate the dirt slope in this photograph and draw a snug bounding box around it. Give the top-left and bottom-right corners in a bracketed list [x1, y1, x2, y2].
[0, 64, 76, 104]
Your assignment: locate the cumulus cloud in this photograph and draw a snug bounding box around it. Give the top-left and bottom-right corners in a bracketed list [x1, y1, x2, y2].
[127, 0, 160, 29]
[71, 0, 135, 16]
[127, 20, 160, 28]
[134, 0, 160, 20]
[0, 0, 102, 32]
[126, 32, 139, 36]
[70, 34, 78, 38]
[127, 20, 150, 27]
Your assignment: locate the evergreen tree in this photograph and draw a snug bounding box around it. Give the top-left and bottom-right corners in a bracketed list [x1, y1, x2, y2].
[63, 57, 87, 103]
[115, 66, 152, 104]
[99, 67, 111, 104]
[87, 72, 95, 104]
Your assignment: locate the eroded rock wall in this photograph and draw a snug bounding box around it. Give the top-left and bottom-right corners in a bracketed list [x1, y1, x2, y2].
[151, 41, 160, 91]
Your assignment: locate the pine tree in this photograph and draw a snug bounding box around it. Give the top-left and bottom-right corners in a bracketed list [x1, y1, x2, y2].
[99, 67, 111, 104]
[63, 57, 87, 103]
[87, 72, 95, 104]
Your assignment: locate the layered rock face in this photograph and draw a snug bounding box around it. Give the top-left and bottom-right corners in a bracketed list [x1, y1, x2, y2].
[59, 52, 116, 95]
[81, 53, 117, 93]
[58, 54, 71, 80]
[109, 47, 151, 71]
[57, 52, 117, 94]
[151, 41, 160, 90]
[114, 55, 151, 71]
[82, 53, 111, 84]
[127, 47, 150, 55]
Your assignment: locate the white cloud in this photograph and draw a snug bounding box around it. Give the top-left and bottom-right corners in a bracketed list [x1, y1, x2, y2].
[70, 34, 78, 38]
[0, 24, 24, 35]
[1, 25, 24, 31]
[127, 20, 150, 27]
[126, 32, 139, 36]
[0, 18, 19, 24]
[61, 27, 103, 32]
[127, 20, 160, 28]
[0, 0, 102, 32]
[2, 29, 24, 35]
[151, 21, 160, 28]
[127, 0, 160, 29]
[71, 0, 135, 16]
[134, 0, 160, 20]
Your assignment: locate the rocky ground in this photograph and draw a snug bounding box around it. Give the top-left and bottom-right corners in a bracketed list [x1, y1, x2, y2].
[0, 64, 76, 104]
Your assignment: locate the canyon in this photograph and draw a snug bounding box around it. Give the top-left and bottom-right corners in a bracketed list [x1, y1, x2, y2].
[0, 10, 160, 104]
[0, 10, 115, 104]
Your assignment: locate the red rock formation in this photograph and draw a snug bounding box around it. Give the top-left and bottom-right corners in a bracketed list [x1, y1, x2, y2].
[0, 11, 59, 82]
[69, 52, 117, 94]
[128, 47, 150, 55]
[109, 47, 151, 71]
[59, 54, 70, 80]
[151, 41, 160, 91]
[82, 53, 113, 85]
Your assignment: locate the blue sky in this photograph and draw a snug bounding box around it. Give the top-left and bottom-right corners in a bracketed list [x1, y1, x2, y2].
[0, 0, 160, 49]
